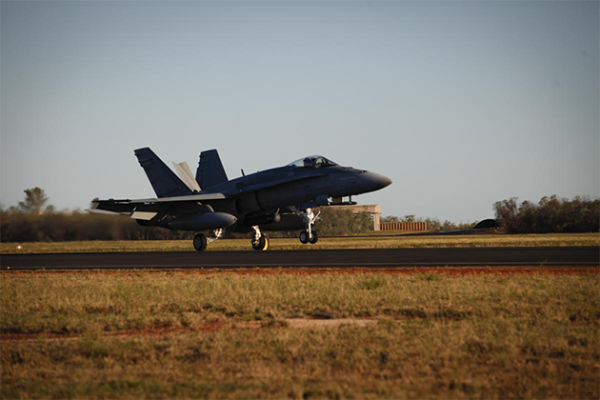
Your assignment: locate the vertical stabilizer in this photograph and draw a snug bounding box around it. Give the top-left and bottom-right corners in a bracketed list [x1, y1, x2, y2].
[134, 148, 193, 198]
[196, 149, 229, 189]
[172, 161, 201, 192]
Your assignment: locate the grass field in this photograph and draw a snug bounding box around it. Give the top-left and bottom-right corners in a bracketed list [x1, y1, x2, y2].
[1, 232, 598, 254]
[1, 268, 598, 399]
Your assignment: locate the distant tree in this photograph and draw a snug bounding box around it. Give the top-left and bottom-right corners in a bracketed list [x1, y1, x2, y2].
[422, 218, 441, 230]
[383, 215, 418, 224]
[317, 208, 373, 236]
[18, 187, 52, 214]
[403, 214, 416, 223]
[494, 195, 599, 233]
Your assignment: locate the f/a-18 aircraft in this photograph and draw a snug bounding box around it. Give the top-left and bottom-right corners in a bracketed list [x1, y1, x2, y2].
[90, 148, 392, 251]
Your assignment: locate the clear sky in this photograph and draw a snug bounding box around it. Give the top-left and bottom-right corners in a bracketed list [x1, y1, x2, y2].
[1, 1, 598, 222]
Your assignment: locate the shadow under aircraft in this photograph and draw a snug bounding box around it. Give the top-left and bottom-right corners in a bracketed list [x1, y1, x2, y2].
[90, 148, 392, 251]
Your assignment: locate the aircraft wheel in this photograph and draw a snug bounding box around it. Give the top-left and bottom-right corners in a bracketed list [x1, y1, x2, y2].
[299, 230, 309, 244]
[309, 230, 318, 244]
[193, 233, 208, 252]
[252, 236, 269, 251]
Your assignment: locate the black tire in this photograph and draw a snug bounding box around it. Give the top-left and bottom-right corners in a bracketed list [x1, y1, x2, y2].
[252, 236, 269, 251]
[299, 230, 309, 244]
[309, 230, 318, 244]
[193, 233, 208, 252]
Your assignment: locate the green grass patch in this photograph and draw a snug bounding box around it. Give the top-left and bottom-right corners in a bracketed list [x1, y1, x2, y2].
[1, 271, 598, 399]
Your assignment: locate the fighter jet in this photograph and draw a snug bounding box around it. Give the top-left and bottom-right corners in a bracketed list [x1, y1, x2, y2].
[90, 148, 392, 251]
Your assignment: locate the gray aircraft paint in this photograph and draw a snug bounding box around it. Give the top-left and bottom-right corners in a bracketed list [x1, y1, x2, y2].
[90, 148, 391, 249]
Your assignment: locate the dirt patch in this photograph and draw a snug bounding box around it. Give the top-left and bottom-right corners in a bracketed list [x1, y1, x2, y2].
[0, 326, 193, 342]
[1, 319, 382, 342]
[286, 318, 375, 328]
[1, 332, 81, 342]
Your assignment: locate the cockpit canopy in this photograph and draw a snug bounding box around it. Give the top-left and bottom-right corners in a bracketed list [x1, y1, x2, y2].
[287, 155, 338, 169]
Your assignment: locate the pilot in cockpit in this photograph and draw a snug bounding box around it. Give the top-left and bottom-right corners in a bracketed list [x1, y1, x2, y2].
[288, 155, 337, 169]
[303, 157, 316, 168]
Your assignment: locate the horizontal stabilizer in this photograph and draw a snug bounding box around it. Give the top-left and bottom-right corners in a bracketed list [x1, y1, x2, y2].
[86, 208, 129, 216]
[130, 211, 157, 221]
[87, 207, 160, 222]
[172, 161, 201, 192]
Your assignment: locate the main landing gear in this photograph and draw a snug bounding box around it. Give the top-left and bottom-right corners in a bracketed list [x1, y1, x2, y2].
[251, 226, 269, 251]
[193, 233, 208, 251]
[193, 226, 269, 252]
[298, 207, 319, 245]
[192, 208, 319, 251]
[193, 228, 224, 252]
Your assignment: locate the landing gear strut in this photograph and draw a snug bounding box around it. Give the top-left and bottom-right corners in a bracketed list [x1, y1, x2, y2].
[208, 228, 224, 244]
[297, 207, 320, 245]
[251, 226, 269, 251]
[193, 228, 224, 252]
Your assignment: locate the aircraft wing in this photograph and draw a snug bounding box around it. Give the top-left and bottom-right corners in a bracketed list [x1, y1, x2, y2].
[89, 174, 326, 219]
[126, 193, 227, 203]
[87, 193, 228, 220]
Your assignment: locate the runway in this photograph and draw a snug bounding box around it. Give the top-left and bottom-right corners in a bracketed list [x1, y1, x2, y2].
[1, 247, 598, 270]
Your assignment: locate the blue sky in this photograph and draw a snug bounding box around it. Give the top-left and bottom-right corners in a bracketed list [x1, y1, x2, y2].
[1, 1, 598, 222]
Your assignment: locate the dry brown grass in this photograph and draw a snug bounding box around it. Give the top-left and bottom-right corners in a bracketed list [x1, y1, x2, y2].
[1, 269, 598, 399]
[1, 232, 598, 254]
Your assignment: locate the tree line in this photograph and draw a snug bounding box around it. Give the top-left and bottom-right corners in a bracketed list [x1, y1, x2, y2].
[1, 188, 597, 242]
[0, 188, 373, 242]
[493, 195, 599, 233]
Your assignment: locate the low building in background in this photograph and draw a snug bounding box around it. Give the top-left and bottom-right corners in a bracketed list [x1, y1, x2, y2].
[379, 221, 428, 232]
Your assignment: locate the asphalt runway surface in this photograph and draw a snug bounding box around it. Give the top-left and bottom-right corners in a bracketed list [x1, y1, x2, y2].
[1, 247, 598, 270]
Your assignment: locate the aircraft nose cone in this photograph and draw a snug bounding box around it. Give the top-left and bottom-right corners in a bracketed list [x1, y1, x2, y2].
[358, 172, 393, 193]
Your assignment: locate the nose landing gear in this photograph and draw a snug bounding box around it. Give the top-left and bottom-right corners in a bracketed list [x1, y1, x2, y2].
[297, 207, 320, 245]
[299, 229, 318, 244]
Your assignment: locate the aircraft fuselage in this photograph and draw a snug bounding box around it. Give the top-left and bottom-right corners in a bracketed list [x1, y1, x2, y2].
[90, 150, 392, 250]
[203, 164, 391, 229]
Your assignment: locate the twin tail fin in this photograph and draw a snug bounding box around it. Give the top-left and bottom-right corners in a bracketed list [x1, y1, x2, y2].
[135, 147, 230, 197]
[134, 148, 194, 198]
[196, 149, 228, 189]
